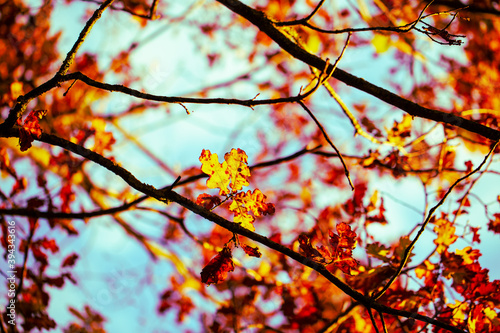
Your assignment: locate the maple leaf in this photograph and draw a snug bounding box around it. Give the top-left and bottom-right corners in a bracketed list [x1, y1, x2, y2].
[196, 193, 222, 210]
[17, 109, 47, 152]
[241, 244, 262, 258]
[200, 246, 235, 285]
[200, 149, 231, 195]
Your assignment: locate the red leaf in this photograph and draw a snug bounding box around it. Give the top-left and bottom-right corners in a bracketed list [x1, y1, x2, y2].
[62, 253, 79, 268]
[470, 226, 481, 244]
[196, 193, 222, 210]
[488, 213, 500, 234]
[17, 109, 46, 152]
[329, 223, 358, 274]
[298, 234, 324, 261]
[40, 238, 59, 253]
[354, 183, 368, 206]
[241, 244, 262, 258]
[201, 246, 235, 285]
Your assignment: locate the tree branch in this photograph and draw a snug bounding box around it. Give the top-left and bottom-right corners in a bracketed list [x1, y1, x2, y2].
[0, 129, 466, 333]
[215, 0, 500, 142]
[373, 140, 499, 300]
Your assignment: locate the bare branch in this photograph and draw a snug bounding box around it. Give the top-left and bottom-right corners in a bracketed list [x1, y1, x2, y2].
[57, 0, 115, 76]
[298, 101, 354, 190]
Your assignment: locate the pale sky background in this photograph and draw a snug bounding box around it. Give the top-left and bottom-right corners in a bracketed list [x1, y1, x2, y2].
[3, 0, 500, 332]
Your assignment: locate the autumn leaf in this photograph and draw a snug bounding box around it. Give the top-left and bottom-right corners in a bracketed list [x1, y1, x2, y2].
[232, 189, 275, 217]
[232, 208, 256, 231]
[199, 148, 251, 196]
[455, 246, 481, 265]
[200, 149, 231, 195]
[17, 109, 47, 152]
[298, 234, 325, 262]
[224, 148, 250, 192]
[200, 246, 235, 285]
[387, 114, 412, 146]
[61, 254, 79, 268]
[241, 244, 262, 258]
[329, 223, 359, 274]
[488, 213, 500, 234]
[196, 193, 222, 210]
[366, 242, 392, 263]
[433, 218, 458, 254]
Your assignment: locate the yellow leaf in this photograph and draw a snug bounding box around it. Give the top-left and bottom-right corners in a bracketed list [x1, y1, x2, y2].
[10, 82, 23, 96]
[306, 34, 321, 54]
[455, 246, 481, 265]
[372, 34, 391, 53]
[224, 148, 250, 192]
[200, 149, 230, 195]
[433, 219, 458, 254]
[234, 211, 255, 231]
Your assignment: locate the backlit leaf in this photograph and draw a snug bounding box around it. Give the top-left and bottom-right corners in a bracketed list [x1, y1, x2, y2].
[200, 149, 231, 195]
[200, 246, 235, 285]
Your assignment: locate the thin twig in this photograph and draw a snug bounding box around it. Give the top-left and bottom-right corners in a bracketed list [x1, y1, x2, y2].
[298, 101, 354, 190]
[277, 0, 433, 34]
[367, 307, 381, 333]
[379, 310, 389, 333]
[372, 140, 499, 300]
[57, 0, 115, 76]
[0, 128, 468, 333]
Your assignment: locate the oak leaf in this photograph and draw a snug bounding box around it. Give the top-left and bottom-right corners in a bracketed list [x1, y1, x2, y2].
[17, 109, 47, 152]
[298, 234, 325, 262]
[224, 148, 250, 192]
[196, 193, 222, 210]
[200, 246, 235, 285]
[329, 223, 359, 274]
[200, 149, 231, 195]
[434, 218, 458, 254]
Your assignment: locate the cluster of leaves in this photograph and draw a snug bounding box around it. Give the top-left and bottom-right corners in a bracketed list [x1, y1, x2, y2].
[197, 148, 275, 230]
[298, 222, 358, 274]
[1, 0, 500, 332]
[197, 148, 271, 284]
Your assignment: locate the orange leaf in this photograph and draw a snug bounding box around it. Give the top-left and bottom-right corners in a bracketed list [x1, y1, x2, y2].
[241, 244, 262, 258]
[196, 193, 222, 210]
[329, 223, 358, 274]
[200, 246, 234, 285]
[233, 189, 275, 217]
